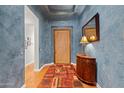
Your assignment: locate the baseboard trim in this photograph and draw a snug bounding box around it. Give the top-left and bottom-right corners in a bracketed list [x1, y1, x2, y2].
[21, 84, 26, 88]
[34, 62, 76, 72]
[34, 62, 54, 72]
[97, 83, 101, 88]
[34, 62, 75, 72]
[71, 63, 76, 65]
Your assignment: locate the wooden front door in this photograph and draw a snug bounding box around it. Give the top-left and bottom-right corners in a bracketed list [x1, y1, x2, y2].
[54, 29, 71, 64]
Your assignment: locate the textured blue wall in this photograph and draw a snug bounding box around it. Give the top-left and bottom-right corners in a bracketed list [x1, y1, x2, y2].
[79, 5, 124, 87]
[0, 6, 24, 87]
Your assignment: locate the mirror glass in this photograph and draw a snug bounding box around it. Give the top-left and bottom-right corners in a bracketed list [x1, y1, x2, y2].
[82, 13, 100, 42]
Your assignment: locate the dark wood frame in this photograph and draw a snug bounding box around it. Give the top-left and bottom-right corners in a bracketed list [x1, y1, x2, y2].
[52, 26, 72, 64]
[82, 13, 100, 42]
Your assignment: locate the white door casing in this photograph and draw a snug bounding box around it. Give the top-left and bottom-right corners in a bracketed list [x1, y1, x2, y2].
[25, 6, 39, 70]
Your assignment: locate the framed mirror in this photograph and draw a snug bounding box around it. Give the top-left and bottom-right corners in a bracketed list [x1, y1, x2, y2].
[82, 13, 100, 42]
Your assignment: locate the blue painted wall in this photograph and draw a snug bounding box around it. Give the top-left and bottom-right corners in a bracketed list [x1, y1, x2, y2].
[79, 5, 124, 87]
[0, 6, 24, 87]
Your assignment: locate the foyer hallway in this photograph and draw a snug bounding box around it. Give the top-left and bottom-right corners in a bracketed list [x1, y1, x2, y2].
[25, 63, 96, 88]
[0, 5, 124, 88]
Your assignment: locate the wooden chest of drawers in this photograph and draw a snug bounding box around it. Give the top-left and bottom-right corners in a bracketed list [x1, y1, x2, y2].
[76, 53, 96, 85]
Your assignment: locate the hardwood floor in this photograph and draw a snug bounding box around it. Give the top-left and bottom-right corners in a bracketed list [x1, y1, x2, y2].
[25, 63, 96, 88]
[25, 63, 49, 88]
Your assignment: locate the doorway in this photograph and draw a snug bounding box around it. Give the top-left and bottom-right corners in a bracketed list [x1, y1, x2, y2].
[54, 28, 71, 64]
[25, 6, 39, 70]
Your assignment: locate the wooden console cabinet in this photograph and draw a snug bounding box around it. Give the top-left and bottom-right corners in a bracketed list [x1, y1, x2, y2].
[76, 53, 96, 85]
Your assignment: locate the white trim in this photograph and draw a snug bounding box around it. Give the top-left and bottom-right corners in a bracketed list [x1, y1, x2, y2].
[71, 63, 76, 65]
[25, 5, 38, 23]
[25, 5, 40, 70]
[21, 84, 26, 88]
[97, 83, 101, 88]
[34, 62, 54, 71]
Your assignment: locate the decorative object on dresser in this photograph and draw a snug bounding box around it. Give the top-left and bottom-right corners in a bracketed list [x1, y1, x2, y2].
[76, 53, 96, 85]
[80, 35, 89, 55]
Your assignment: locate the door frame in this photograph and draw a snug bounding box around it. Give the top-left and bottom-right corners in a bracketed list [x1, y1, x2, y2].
[25, 6, 40, 70]
[52, 26, 72, 64]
